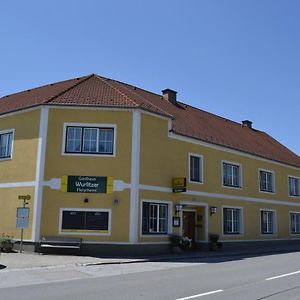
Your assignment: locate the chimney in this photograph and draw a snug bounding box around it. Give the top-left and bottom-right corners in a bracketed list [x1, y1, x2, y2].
[162, 89, 177, 105]
[242, 120, 253, 129]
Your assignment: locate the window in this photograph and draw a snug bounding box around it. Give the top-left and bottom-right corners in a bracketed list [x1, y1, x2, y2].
[290, 212, 300, 234]
[61, 209, 110, 234]
[223, 207, 242, 234]
[289, 177, 300, 197]
[65, 125, 114, 155]
[222, 162, 241, 188]
[0, 131, 13, 159]
[189, 154, 203, 183]
[261, 210, 276, 234]
[142, 202, 168, 234]
[259, 170, 274, 192]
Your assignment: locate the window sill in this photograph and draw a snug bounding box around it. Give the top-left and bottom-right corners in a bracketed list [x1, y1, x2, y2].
[62, 152, 115, 158]
[189, 180, 204, 185]
[259, 190, 275, 194]
[0, 157, 12, 162]
[222, 184, 242, 190]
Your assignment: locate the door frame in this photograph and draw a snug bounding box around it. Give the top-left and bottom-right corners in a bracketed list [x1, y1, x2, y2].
[179, 201, 208, 242]
[181, 209, 197, 244]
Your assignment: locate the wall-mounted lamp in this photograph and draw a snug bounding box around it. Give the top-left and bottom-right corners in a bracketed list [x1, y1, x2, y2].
[175, 204, 184, 213]
[210, 206, 217, 216]
[113, 198, 120, 205]
[84, 198, 89, 203]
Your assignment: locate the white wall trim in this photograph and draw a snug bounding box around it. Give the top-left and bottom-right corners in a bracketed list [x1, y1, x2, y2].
[129, 111, 141, 243]
[139, 184, 300, 207]
[32, 107, 49, 242]
[0, 181, 35, 188]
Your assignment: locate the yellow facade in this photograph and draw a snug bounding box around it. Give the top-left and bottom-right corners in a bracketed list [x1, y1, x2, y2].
[0, 106, 299, 253]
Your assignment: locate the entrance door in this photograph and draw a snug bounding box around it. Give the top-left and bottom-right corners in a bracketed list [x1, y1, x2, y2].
[182, 211, 196, 246]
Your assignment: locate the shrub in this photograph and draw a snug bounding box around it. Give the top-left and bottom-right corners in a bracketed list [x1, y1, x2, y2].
[0, 234, 14, 252]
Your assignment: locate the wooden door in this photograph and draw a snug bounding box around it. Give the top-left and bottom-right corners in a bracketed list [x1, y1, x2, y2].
[183, 211, 196, 246]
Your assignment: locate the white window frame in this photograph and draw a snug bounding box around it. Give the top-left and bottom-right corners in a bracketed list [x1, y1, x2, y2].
[222, 206, 244, 236]
[221, 160, 242, 189]
[0, 129, 14, 161]
[59, 208, 111, 236]
[62, 122, 117, 157]
[189, 153, 204, 184]
[288, 176, 300, 198]
[140, 199, 172, 237]
[258, 168, 275, 193]
[290, 211, 300, 235]
[260, 209, 277, 235]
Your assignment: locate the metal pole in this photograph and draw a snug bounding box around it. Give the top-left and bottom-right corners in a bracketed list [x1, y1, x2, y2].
[19, 199, 26, 253]
[19, 228, 24, 253]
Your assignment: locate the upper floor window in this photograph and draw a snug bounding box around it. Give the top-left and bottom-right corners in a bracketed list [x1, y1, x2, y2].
[0, 131, 13, 159]
[260, 210, 276, 234]
[223, 207, 243, 235]
[189, 154, 203, 183]
[64, 124, 115, 155]
[259, 169, 275, 193]
[288, 176, 300, 197]
[222, 162, 241, 188]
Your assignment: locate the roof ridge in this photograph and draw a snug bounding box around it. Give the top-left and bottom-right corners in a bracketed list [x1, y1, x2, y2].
[182, 101, 252, 129]
[94, 75, 139, 108]
[44, 74, 94, 104]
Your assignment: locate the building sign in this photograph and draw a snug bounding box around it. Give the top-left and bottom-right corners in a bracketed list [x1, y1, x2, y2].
[172, 177, 186, 193]
[61, 176, 113, 194]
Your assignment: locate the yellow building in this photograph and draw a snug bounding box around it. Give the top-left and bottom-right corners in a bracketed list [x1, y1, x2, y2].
[0, 74, 300, 255]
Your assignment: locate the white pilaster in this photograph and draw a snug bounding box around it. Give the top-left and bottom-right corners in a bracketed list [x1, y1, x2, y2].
[129, 110, 141, 243]
[32, 107, 49, 242]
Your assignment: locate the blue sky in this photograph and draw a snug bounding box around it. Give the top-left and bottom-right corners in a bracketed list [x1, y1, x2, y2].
[1, 1, 299, 155]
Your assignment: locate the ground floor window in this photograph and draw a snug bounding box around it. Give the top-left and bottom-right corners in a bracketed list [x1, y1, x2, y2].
[142, 202, 168, 234]
[290, 212, 300, 234]
[223, 207, 242, 234]
[261, 210, 276, 234]
[60, 209, 110, 234]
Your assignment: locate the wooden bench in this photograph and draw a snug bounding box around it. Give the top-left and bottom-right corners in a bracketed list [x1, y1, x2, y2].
[39, 236, 82, 254]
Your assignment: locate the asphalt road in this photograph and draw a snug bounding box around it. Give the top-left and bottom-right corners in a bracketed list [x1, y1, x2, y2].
[1, 252, 300, 299]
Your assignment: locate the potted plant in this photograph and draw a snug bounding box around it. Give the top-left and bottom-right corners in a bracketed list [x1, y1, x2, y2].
[0, 234, 14, 252]
[169, 234, 183, 253]
[181, 235, 192, 250]
[208, 233, 222, 251]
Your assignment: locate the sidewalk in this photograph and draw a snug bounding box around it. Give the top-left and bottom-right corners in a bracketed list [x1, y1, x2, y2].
[1, 242, 300, 271]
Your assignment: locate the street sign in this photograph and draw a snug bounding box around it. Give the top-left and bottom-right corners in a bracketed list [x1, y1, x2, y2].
[16, 207, 30, 229]
[18, 195, 31, 200]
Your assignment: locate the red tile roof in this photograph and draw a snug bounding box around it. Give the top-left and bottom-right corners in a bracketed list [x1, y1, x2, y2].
[1, 74, 299, 168]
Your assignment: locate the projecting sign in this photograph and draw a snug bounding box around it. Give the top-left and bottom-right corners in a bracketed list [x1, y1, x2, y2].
[172, 177, 187, 193]
[18, 195, 31, 201]
[61, 176, 114, 194]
